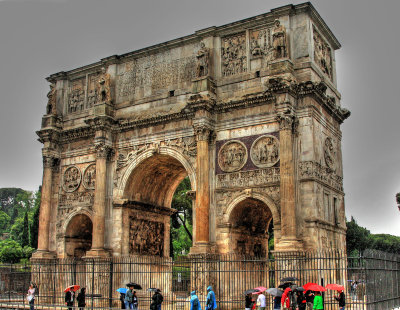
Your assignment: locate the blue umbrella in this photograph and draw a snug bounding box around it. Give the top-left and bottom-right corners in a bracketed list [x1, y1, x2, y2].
[117, 288, 127, 294]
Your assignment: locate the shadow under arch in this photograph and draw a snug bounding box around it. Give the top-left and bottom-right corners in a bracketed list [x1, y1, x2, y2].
[116, 147, 196, 207]
[64, 211, 93, 258]
[222, 192, 280, 256]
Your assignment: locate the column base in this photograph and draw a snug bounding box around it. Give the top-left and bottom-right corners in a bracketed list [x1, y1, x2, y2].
[189, 242, 216, 255]
[31, 250, 56, 259]
[84, 248, 111, 258]
[274, 237, 303, 252]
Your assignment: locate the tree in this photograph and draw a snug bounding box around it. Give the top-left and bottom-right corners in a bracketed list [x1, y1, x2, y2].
[0, 239, 34, 263]
[21, 211, 30, 247]
[0, 188, 25, 214]
[346, 217, 371, 255]
[30, 190, 41, 248]
[0, 211, 11, 234]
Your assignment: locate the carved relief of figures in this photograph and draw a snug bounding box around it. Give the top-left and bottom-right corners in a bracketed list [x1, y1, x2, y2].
[272, 19, 287, 59]
[68, 89, 85, 113]
[218, 140, 248, 172]
[313, 27, 332, 78]
[324, 137, 335, 170]
[97, 67, 112, 104]
[196, 42, 209, 77]
[250, 29, 274, 60]
[216, 168, 280, 188]
[46, 83, 57, 115]
[63, 166, 82, 192]
[221, 33, 247, 77]
[129, 217, 164, 256]
[82, 164, 96, 190]
[250, 135, 280, 168]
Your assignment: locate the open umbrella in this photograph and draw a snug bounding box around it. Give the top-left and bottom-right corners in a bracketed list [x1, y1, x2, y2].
[117, 288, 128, 294]
[303, 283, 318, 291]
[281, 277, 299, 282]
[254, 286, 267, 292]
[303, 284, 325, 292]
[278, 282, 293, 289]
[244, 289, 259, 295]
[126, 283, 142, 290]
[266, 288, 283, 297]
[64, 285, 80, 293]
[325, 284, 344, 291]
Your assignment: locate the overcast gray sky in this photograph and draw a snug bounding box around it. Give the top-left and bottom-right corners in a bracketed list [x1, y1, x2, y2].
[0, 0, 399, 236]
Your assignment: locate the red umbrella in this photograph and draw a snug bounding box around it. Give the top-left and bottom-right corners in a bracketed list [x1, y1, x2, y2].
[325, 284, 344, 291]
[254, 286, 267, 292]
[64, 285, 80, 293]
[303, 283, 318, 290]
[304, 284, 325, 292]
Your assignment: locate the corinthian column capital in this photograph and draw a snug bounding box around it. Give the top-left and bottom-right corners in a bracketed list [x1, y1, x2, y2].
[277, 112, 297, 132]
[95, 143, 113, 160]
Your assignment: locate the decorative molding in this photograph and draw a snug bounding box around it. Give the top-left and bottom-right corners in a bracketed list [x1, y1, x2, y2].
[299, 161, 343, 192]
[59, 191, 94, 207]
[216, 167, 280, 188]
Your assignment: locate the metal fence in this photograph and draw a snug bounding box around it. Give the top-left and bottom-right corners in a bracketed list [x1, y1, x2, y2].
[0, 249, 398, 310]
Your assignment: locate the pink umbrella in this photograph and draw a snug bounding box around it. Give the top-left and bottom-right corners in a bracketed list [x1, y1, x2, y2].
[303, 283, 318, 290]
[304, 284, 325, 292]
[325, 284, 345, 291]
[254, 286, 267, 292]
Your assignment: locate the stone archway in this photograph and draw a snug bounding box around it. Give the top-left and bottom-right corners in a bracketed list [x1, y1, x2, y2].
[64, 213, 93, 258]
[116, 147, 196, 257]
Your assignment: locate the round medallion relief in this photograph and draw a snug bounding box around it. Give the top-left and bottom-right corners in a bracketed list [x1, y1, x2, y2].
[218, 140, 248, 172]
[82, 164, 96, 190]
[324, 137, 335, 169]
[250, 135, 280, 168]
[63, 166, 81, 192]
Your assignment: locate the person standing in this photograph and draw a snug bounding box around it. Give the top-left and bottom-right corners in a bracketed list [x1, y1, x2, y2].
[312, 292, 323, 310]
[256, 292, 266, 310]
[273, 296, 281, 310]
[305, 290, 314, 310]
[334, 290, 345, 310]
[190, 291, 201, 310]
[245, 293, 253, 310]
[65, 290, 75, 310]
[151, 289, 163, 310]
[125, 286, 134, 309]
[120, 292, 126, 309]
[27, 283, 35, 310]
[132, 291, 138, 310]
[206, 286, 217, 310]
[296, 291, 306, 310]
[77, 287, 86, 310]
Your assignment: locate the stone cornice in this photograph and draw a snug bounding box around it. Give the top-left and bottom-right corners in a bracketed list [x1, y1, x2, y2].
[113, 200, 177, 216]
[59, 126, 95, 143]
[215, 93, 274, 113]
[36, 128, 61, 144]
[85, 115, 117, 132]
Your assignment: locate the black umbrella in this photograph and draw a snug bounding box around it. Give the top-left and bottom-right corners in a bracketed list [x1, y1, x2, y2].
[295, 287, 305, 292]
[281, 277, 299, 282]
[244, 289, 260, 295]
[147, 288, 160, 292]
[126, 283, 142, 290]
[278, 282, 293, 289]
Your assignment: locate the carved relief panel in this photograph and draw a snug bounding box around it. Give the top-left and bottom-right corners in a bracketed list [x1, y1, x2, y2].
[68, 79, 85, 113]
[313, 26, 332, 79]
[87, 73, 99, 108]
[129, 217, 164, 256]
[62, 166, 82, 192]
[250, 135, 279, 168]
[218, 140, 248, 172]
[82, 164, 96, 190]
[221, 33, 247, 77]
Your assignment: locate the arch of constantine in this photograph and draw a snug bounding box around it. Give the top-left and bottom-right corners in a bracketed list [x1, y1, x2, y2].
[34, 2, 350, 262]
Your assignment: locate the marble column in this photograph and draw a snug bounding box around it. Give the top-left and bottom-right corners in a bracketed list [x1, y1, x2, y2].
[277, 113, 297, 245]
[86, 143, 111, 257]
[194, 126, 211, 246]
[35, 156, 56, 256]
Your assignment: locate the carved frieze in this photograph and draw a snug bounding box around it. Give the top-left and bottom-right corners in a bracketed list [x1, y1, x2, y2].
[87, 74, 99, 108]
[129, 217, 164, 256]
[323, 137, 335, 170]
[62, 166, 81, 192]
[221, 33, 247, 77]
[313, 26, 332, 78]
[59, 192, 94, 207]
[299, 161, 343, 191]
[216, 167, 280, 188]
[218, 140, 248, 173]
[250, 135, 279, 168]
[250, 29, 270, 58]
[82, 164, 96, 190]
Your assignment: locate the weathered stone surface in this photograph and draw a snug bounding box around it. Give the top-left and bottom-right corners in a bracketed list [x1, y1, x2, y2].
[36, 3, 349, 259]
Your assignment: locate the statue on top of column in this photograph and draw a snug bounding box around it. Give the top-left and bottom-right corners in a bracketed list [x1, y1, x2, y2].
[272, 19, 287, 60]
[46, 83, 57, 115]
[97, 67, 112, 104]
[196, 42, 210, 78]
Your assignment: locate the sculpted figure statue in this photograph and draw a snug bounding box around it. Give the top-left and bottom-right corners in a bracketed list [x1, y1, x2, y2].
[196, 42, 209, 77]
[97, 67, 112, 103]
[272, 19, 287, 59]
[46, 83, 57, 115]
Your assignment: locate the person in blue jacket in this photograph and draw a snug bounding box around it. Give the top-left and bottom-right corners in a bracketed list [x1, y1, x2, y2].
[190, 291, 201, 310]
[206, 286, 217, 310]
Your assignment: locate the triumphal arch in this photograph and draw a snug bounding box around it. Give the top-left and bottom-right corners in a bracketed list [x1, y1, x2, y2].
[34, 3, 349, 260]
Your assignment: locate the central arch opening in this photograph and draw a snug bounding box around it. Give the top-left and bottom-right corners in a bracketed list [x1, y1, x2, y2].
[65, 214, 92, 258]
[123, 153, 194, 257]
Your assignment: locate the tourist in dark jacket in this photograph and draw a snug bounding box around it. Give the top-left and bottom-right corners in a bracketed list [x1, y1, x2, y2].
[245, 293, 253, 310]
[297, 291, 306, 310]
[77, 287, 86, 310]
[334, 290, 345, 310]
[65, 290, 74, 310]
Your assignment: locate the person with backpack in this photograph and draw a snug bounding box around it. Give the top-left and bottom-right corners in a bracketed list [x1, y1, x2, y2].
[190, 291, 201, 310]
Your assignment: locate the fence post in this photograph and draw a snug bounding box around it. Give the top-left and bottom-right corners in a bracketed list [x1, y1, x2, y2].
[109, 260, 113, 308]
[91, 258, 95, 310]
